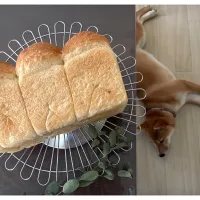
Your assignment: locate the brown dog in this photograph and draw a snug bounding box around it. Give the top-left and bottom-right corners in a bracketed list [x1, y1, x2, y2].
[136, 6, 200, 157]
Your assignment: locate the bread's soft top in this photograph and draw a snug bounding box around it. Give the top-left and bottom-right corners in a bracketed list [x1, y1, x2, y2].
[63, 31, 109, 54]
[62, 31, 110, 62]
[16, 42, 63, 78]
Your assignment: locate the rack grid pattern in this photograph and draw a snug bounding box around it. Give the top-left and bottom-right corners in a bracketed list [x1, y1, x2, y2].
[0, 21, 146, 186]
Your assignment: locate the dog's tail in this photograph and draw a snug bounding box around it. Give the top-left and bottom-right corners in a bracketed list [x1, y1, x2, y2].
[136, 6, 158, 48]
[136, 6, 152, 23]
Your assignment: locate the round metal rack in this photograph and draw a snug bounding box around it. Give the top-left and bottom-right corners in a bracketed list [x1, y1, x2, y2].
[0, 21, 146, 186]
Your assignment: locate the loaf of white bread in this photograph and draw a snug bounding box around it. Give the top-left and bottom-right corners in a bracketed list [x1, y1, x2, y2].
[0, 31, 128, 153]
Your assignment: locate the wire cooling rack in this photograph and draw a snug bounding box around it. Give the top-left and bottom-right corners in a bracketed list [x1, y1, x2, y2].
[0, 21, 146, 186]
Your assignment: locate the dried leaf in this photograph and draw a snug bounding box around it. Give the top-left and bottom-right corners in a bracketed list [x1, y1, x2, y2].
[79, 170, 99, 182]
[79, 180, 94, 187]
[91, 139, 100, 148]
[45, 181, 59, 195]
[63, 179, 79, 195]
[103, 142, 110, 156]
[118, 170, 132, 178]
[109, 130, 117, 147]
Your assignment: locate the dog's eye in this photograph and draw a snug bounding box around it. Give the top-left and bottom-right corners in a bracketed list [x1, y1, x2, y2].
[160, 139, 164, 143]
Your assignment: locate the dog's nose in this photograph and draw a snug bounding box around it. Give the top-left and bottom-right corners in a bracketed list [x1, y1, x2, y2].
[159, 153, 165, 157]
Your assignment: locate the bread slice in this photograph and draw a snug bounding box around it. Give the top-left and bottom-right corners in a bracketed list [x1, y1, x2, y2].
[16, 42, 76, 136]
[0, 62, 37, 149]
[62, 31, 128, 123]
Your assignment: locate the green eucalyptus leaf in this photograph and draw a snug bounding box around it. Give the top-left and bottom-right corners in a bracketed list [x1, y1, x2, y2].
[111, 142, 128, 150]
[63, 179, 79, 195]
[115, 126, 125, 135]
[101, 155, 108, 163]
[122, 142, 132, 150]
[85, 124, 98, 139]
[95, 167, 104, 173]
[98, 161, 106, 169]
[109, 130, 117, 147]
[103, 142, 110, 156]
[91, 139, 100, 148]
[122, 162, 130, 171]
[79, 180, 94, 187]
[116, 135, 128, 143]
[104, 169, 114, 177]
[128, 168, 133, 176]
[45, 181, 59, 195]
[118, 170, 132, 178]
[104, 174, 114, 180]
[79, 170, 99, 182]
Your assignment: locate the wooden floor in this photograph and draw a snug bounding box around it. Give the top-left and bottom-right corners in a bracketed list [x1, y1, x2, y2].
[136, 5, 200, 195]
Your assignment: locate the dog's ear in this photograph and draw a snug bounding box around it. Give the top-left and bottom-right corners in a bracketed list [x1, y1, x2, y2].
[137, 120, 148, 130]
[153, 120, 168, 132]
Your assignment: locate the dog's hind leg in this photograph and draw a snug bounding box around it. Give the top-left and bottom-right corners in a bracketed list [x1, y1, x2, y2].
[186, 93, 200, 106]
[179, 80, 200, 106]
[169, 80, 200, 108]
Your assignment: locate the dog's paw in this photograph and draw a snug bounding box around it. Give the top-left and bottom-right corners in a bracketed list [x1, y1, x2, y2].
[141, 8, 158, 21]
[153, 8, 158, 14]
[149, 9, 159, 17]
[143, 5, 157, 11]
[144, 5, 151, 9]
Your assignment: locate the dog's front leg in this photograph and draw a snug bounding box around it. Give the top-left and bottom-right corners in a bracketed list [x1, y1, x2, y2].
[186, 93, 200, 106]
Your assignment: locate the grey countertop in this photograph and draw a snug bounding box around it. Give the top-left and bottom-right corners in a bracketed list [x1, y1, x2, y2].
[0, 5, 136, 195]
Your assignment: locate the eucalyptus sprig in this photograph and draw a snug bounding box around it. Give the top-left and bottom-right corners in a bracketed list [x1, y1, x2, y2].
[44, 125, 134, 195]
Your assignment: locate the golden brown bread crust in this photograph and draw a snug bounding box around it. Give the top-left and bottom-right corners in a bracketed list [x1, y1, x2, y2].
[62, 31, 109, 56]
[64, 47, 128, 122]
[62, 31, 128, 122]
[0, 62, 37, 149]
[0, 62, 16, 78]
[16, 42, 63, 78]
[0, 32, 127, 153]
